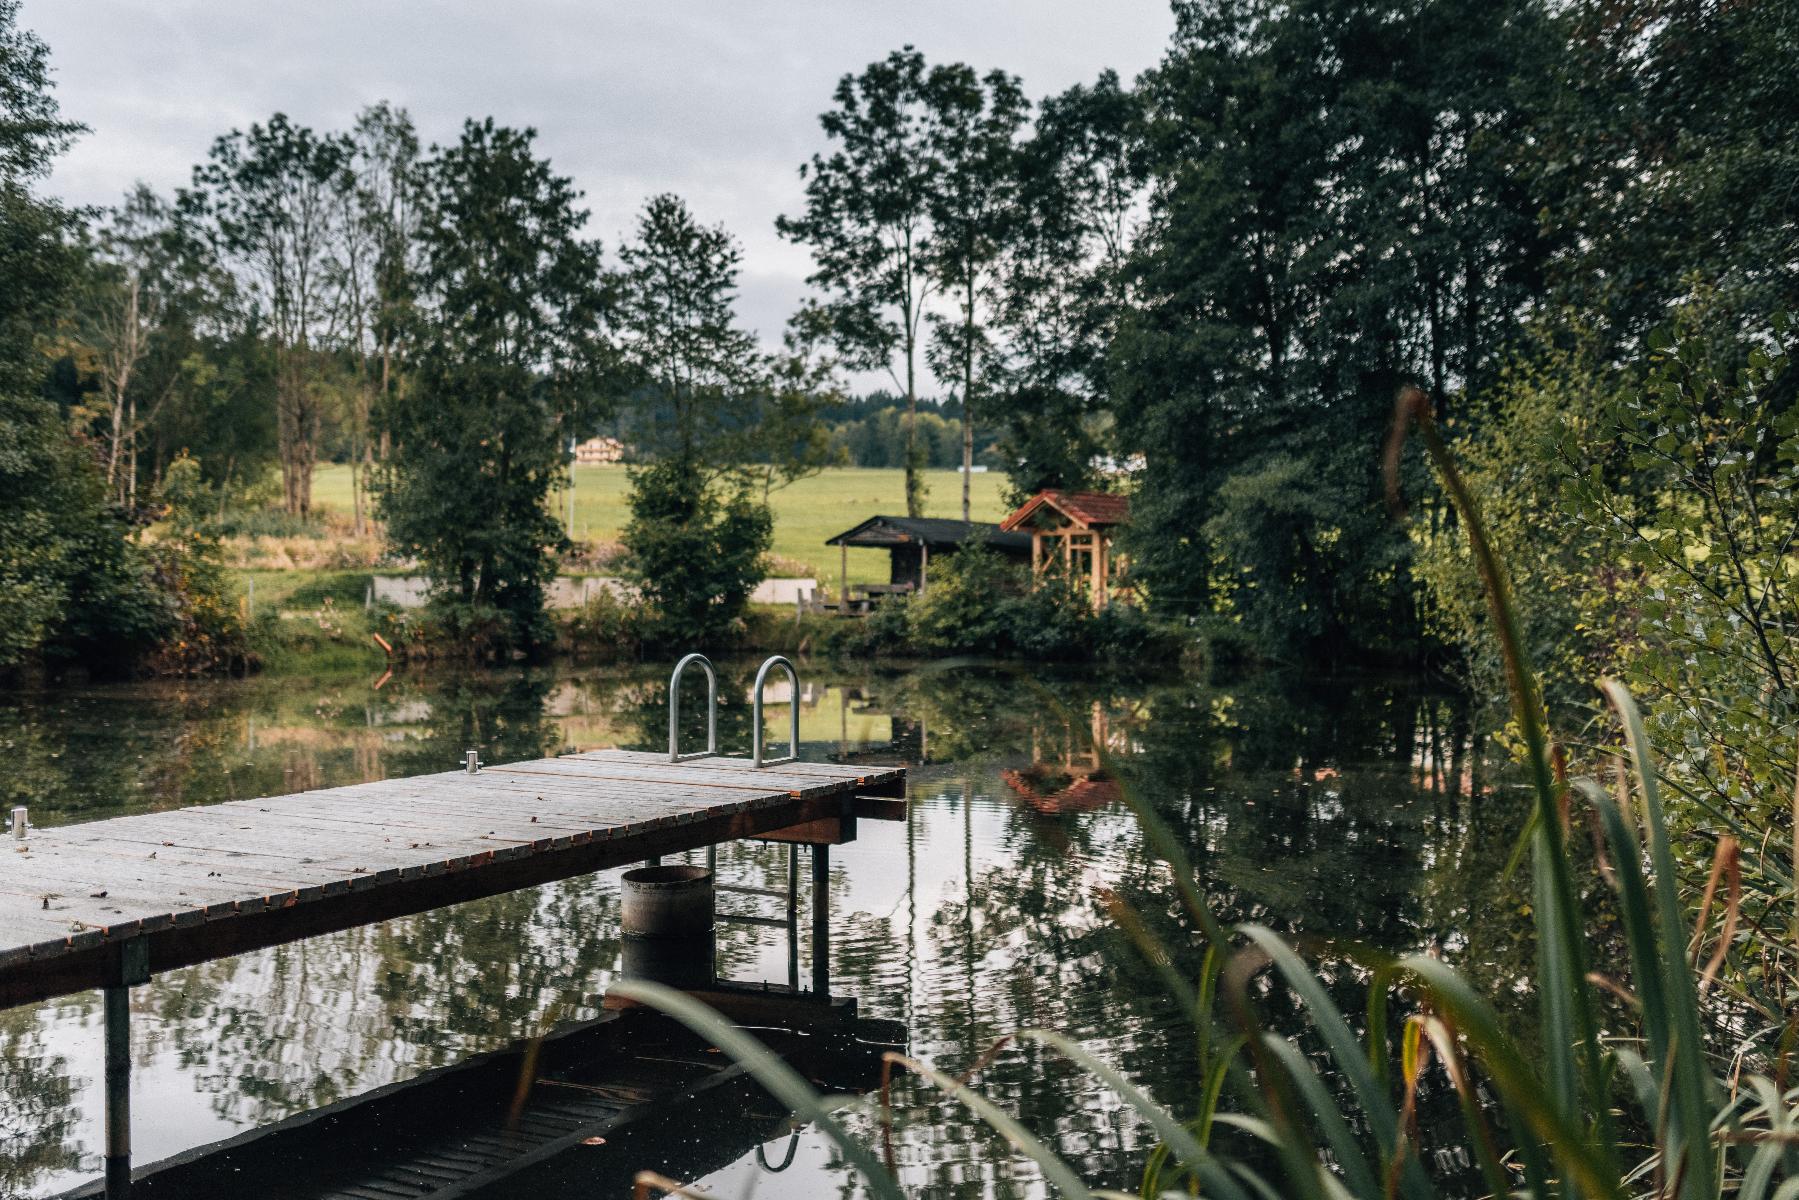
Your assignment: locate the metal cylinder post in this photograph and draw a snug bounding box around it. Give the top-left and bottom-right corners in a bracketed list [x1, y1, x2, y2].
[104, 984, 130, 1200]
[621, 864, 715, 940]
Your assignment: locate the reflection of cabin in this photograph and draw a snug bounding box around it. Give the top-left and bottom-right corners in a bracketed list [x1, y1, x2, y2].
[1002, 701, 1123, 815]
[573, 436, 626, 464]
[1000, 490, 1132, 611]
[824, 516, 1031, 599]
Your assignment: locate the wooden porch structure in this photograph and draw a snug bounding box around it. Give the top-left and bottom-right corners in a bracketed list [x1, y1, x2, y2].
[1000, 490, 1132, 611]
[822, 515, 1030, 607]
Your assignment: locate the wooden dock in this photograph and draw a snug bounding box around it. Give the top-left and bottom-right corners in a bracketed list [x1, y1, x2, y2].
[5, 654, 908, 1200]
[0, 749, 903, 1008]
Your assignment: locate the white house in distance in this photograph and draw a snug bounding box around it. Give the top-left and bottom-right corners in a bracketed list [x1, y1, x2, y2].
[574, 436, 626, 465]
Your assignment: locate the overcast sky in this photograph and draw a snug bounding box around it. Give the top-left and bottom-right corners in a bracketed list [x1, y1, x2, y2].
[24, 1, 1174, 368]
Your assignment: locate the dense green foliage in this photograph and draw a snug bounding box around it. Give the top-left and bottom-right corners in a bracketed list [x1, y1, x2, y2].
[845, 542, 1168, 662]
[612, 194, 795, 647]
[0, 1, 185, 676]
[621, 462, 772, 648]
[374, 120, 610, 656]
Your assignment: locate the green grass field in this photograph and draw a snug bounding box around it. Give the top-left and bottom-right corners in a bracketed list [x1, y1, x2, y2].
[309, 465, 1011, 585]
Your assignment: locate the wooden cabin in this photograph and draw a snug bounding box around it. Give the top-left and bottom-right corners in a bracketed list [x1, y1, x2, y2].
[824, 516, 1031, 603]
[1000, 490, 1132, 610]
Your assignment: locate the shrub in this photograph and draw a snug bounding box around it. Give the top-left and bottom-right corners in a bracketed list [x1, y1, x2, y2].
[139, 455, 252, 674]
[622, 462, 772, 649]
[560, 588, 646, 658]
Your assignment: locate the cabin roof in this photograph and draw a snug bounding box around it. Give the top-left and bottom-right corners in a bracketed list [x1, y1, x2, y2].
[825, 515, 1031, 551]
[1000, 490, 1132, 532]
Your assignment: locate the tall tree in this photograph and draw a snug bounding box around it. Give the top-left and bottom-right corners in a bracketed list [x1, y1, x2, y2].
[1116, 0, 1551, 657]
[616, 194, 788, 644]
[1539, 0, 1799, 346]
[778, 47, 940, 517]
[0, 0, 168, 672]
[375, 119, 611, 654]
[336, 102, 419, 533]
[617, 193, 764, 472]
[77, 185, 172, 506]
[924, 63, 1027, 520]
[189, 114, 353, 518]
[990, 69, 1145, 495]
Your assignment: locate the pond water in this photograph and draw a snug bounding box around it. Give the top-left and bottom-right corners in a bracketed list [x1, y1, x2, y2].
[0, 659, 1528, 1198]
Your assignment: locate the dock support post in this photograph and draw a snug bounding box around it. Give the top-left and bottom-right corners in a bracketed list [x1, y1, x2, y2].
[810, 844, 830, 999]
[786, 844, 800, 991]
[103, 938, 147, 1200]
[104, 984, 130, 1199]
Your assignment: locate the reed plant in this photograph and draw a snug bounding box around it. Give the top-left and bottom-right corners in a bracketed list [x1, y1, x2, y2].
[616, 385, 1799, 1198]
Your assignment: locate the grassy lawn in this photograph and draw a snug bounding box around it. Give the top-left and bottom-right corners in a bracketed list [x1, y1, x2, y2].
[310, 464, 1012, 585]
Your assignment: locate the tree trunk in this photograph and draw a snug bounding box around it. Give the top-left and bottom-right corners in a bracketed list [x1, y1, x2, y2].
[904, 334, 922, 519]
[961, 275, 975, 523]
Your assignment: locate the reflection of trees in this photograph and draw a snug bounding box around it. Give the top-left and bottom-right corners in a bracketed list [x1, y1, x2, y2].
[0, 1007, 83, 1195]
[0, 660, 1545, 1198]
[812, 669, 1528, 1196]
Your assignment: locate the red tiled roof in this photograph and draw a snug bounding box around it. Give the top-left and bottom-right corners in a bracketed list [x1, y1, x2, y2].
[1000, 490, 1131, 531]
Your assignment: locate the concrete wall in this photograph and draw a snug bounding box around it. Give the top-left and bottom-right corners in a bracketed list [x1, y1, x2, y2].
[369, 575, 816, 610]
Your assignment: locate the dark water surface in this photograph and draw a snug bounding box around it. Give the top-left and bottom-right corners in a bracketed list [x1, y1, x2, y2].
[0, 660, 1527, 1198]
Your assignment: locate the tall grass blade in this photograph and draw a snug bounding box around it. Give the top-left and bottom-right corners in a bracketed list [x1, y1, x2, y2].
[1391, 385, 1617, 1171]
[1396, 956, 1624, 1200]
[1238, 925, 1432, 1200]
[1600, 680, 1722, 1198]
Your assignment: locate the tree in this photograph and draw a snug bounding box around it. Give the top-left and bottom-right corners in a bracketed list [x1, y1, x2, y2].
[778, 47, 940, 517]
[0, 0, 169, 673]
[615, 194, 789, 644]
[989, 70, 1145, 495]
[1539, 0, 1799, 347]
[923, 63, 1027, 520]
[1115, 0, 1551, 658]
[75, 186, 168, 506]
[335, 102, 420, 533]
[374, 119, 611, 654]
[189, 114, 353, 518]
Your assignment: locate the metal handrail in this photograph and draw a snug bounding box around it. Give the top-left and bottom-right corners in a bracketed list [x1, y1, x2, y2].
[751, 655, 800, 768]
[668, 653, 718, 762]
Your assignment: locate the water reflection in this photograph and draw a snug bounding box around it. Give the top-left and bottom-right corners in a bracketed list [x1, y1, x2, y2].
[0, 661, 1524, 1198]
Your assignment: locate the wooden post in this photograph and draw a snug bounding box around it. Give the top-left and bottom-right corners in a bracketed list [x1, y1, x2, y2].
[810, 844, 830, 999]
[920, 543, 929, 593]
[839, 542, 847, 605]
[1031, 533, 1042, 575]
[104, 984, 130, 1200]
[104, 938, 148, 1200]
[1092, 533, 1106, 611]
[786, 844, 800, 992]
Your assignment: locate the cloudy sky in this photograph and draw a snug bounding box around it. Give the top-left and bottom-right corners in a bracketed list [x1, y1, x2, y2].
[24, 1, 1173, 361]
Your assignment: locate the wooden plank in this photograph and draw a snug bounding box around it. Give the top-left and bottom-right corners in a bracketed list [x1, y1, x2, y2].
[756, 815, 856, 846]
[485, 760, 845, 796]
[342, 775, 765, 819]
[578, 750, 882, 779]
